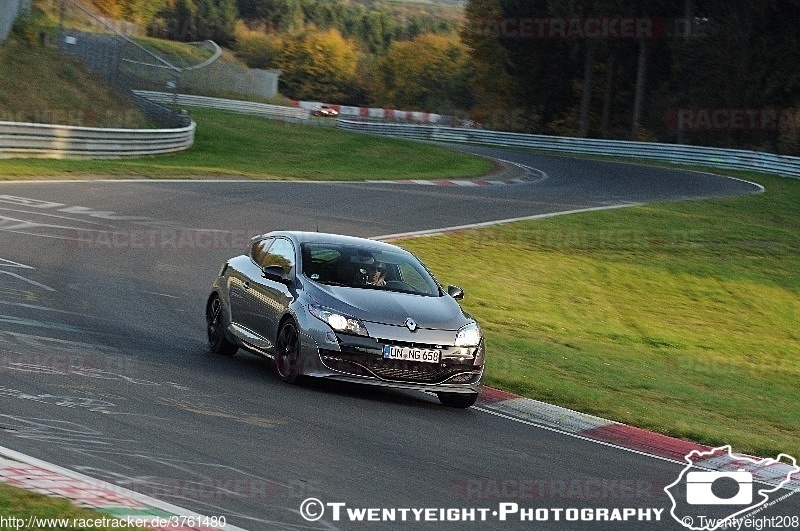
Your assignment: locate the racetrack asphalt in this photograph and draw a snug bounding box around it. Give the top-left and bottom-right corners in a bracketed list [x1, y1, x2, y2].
[0, 145, 793, 530]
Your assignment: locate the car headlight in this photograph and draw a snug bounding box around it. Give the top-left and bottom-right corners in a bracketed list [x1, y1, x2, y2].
[455, 322, 482, 347]
[309, 304, 369, 337]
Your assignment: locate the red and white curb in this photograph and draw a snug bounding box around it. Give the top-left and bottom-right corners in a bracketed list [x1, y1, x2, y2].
[294, 100, 447, 124]
[477, 387, 800, 491]
[366, 161, 546, 187]
[0, 445, 246, 530]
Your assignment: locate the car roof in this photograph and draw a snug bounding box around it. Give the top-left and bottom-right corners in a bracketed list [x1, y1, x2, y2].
[260, 231, 411, 254]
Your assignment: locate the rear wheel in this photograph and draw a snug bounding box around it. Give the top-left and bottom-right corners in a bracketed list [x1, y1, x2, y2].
[206, 294, 237, 356]
[275, 320, 301, 384]
[437, 392, 479, 409]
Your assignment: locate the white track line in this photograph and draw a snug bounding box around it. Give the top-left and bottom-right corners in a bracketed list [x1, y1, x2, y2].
[371, 203, 643, 241]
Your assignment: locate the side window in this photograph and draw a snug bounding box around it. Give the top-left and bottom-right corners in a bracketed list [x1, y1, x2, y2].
[398, 263, 432, 293]
[262, 238, 296, 276]
[251, 237, 273, 266]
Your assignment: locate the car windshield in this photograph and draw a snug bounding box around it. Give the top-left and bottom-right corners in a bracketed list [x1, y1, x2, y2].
[301, 243, 440, 296]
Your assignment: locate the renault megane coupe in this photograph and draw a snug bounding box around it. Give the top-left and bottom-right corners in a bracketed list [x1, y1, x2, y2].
[206, 231, 484, 408]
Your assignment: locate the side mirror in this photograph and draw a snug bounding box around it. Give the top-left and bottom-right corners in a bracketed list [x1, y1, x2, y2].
[262, 265, 290, 285]
[447, 285, 464, 300]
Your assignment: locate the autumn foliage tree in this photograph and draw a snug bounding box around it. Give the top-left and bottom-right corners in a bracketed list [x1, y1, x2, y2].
[91, 0, 168, 26]
[234, 25, 284, 69]
[277, 28, 358, 102]
[370, 33, 473, 112]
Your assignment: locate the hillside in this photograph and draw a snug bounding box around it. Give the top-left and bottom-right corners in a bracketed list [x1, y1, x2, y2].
[390, 0, 465, 5]
[0, 34, 151, 128]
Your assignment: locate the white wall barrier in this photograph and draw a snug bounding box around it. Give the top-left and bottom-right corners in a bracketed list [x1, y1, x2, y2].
[0, 120, 195, 159]
[1, 0, 32, 43]
[136, 91, 309, 121]
[336, 119, 800, 179]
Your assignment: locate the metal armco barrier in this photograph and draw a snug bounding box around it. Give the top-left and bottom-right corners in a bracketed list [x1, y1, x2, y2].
[336, 119, 800, 179]
[135, 91, 310, 121]
[0, 120, 195, 159]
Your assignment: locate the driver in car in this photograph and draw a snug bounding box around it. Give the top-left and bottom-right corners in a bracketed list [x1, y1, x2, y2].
[367, 262, 387, 287]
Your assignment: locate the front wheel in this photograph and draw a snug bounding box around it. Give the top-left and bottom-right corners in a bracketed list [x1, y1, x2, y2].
[206, 294, 238, 356]
[437, 392, 479, 409]
[275, 320, 302, 384]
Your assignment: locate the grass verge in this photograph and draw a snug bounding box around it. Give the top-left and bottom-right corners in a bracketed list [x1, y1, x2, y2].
[401, 170, 800, 459]
[0, 108, 494, 180]
[0, 483, 126, 529]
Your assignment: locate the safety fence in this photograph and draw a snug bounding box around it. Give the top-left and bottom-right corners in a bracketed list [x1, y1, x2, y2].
[135, 91, 309, 121]
[336, 120, 800, 178]
[0, 119, 195, 159]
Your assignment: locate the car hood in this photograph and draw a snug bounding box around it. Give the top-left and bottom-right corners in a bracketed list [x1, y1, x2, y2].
[304, 281, 469, 331]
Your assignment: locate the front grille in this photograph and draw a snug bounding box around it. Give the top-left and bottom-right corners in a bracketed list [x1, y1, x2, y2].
[320, 349, 480, 384]
[365, 359, 457, 382]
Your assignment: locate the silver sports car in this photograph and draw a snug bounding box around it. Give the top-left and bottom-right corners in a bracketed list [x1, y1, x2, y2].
[206, 231, 484, 408]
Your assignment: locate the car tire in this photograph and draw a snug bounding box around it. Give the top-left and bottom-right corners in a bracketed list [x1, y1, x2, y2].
[437, 392, 479, 409]
[206, 294, 238, 356]
[275, 320, 302, 384]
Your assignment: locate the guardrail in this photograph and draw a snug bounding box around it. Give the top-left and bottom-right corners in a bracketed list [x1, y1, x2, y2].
[0, 120, 195, 159]
[135, 91, 310, 121]
[336, 120, 800, 179]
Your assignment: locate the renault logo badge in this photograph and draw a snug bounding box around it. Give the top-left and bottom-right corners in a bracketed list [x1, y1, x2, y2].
[404, 318, 418, 332]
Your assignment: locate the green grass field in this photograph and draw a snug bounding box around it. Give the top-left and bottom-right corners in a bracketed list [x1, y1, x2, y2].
[0, 483, 125, 530]
[0, 107, 494, 180]
[400, 171, 800, 458]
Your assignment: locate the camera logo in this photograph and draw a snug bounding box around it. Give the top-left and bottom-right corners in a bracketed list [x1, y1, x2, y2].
[664, 445, 799, 531]
[685, 469, 752, 505]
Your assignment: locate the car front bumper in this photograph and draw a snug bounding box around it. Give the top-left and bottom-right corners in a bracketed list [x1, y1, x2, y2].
[299, 330, 483, 395]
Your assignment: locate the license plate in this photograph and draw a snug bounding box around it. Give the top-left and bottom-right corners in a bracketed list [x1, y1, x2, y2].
[383, 345, 440, 363]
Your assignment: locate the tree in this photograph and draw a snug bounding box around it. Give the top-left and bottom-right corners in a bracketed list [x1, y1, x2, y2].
[277, 28, 359, 102]
[91, 0, 169, 27]
[155, 0, 237, 44]
[370, 33, 473, 112]
[660, 0, 800, 151]
[235, 25, 284, 68]
[172, 0, 198, 40]
[460, 0, 520, 129]
[462, 0, 682, 136]
[211, 0, 239, 45]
